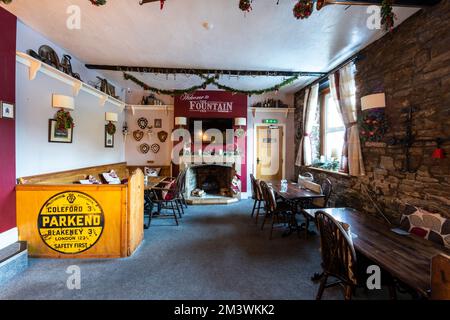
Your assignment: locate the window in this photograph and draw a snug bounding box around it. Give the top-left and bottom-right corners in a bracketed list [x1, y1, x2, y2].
[309, 86, 345, 172]
[323, 91, 345, 162]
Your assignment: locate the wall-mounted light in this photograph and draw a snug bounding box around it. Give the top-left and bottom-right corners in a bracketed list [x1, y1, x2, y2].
[175, 117, 187, 128]
[105, 112, 118, 123]
[52, 94, 75, 110]
[234, 117, 247, 127]
[361, 93, 386, 111]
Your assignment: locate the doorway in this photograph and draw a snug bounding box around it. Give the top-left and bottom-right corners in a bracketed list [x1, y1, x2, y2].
[255, 125, 285, 181]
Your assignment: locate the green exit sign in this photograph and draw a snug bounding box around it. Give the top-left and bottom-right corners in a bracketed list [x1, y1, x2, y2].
[263, 119, 279, 124]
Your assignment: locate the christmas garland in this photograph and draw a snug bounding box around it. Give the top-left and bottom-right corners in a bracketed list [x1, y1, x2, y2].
[55, 109, 75, 130]
[124, 73, 299, 96]
[199, 74, 299, 96]
[381, 0, 397, 32]
[124, 73, 216, 96]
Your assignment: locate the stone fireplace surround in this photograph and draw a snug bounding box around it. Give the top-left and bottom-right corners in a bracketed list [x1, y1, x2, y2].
[184, 162, 239, 205]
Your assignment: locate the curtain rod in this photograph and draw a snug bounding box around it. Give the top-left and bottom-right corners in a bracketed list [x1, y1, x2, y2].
[302, 54, 361, 90]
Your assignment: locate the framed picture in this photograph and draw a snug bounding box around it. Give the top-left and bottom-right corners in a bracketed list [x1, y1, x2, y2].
[1, 102, 15, 119]
[105, 125, 114, 148]
[154, 119, 162, 128]
[48, 119, 73, 143]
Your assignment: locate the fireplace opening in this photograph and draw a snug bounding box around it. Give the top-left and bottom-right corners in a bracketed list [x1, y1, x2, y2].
[187, 165, 235, 198]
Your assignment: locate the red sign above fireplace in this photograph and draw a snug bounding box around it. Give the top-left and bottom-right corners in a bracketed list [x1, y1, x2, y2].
[174, 91, 247, 118]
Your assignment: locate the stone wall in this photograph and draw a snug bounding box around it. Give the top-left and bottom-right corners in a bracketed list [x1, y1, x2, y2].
[294, 1, 450, 222]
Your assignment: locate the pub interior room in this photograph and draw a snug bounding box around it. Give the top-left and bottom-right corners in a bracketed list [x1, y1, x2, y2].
[0, 0, 449, 304]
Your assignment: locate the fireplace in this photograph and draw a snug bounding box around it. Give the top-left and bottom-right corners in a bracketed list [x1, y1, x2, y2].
[185, 163, 239, 204]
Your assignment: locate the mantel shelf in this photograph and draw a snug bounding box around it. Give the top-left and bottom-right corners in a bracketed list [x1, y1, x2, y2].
[125, 105, 174, 115]
[16, 51, 126, 110]
[250, 107, 294, 118]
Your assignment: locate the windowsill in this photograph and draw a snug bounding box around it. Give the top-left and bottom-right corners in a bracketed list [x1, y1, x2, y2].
[306, 166, 351, 177]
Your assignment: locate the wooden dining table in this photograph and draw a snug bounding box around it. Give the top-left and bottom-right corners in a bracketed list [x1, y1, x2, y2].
[268, 181, 325, 202]
[268, 181, 325, 236]
[303, 207, 450, 298]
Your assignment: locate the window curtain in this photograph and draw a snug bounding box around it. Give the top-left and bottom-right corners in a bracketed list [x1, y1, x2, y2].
[329, 63, 365, 176]
[295, 83, 319, 166]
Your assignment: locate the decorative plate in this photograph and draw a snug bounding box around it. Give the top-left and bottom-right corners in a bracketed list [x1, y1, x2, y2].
[235, 128, 245, 138]
[137, 117, 149, 130]
[151, 144, 161, 154]
[140, 143, 150, 154]
[133, 130, 144, 141]
[158, 131, 169, 143]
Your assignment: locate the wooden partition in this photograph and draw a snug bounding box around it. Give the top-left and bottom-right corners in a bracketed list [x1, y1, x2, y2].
[16, 165, 144, 259]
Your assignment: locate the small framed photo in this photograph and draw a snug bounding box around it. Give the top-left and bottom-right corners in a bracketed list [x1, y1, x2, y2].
[154, 119, 162, 128]
[48, 119, 73, 143]
[105, 125, 114, 148]
[1, 102, 15, 119]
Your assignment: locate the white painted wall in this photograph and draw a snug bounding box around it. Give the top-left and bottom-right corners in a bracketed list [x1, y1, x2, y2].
[15, 21, 126, 177]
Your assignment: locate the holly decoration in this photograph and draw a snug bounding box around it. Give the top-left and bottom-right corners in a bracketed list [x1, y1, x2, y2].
[381, 0, 397, 32]
[239, 0, 252, 13]
[293, 0, 314, 20]
[55, 109, 75, 130]
[90, 0, 107, 6]
[106, 122, 117, 135]
[316, 0, 325, 11]
[359, 110, 387, 143]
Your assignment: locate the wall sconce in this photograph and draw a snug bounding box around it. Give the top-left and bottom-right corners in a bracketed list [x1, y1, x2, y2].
[105, 112, 118, 123]
[234, 118, 247, 138]
[122, 121, 129, 139]
[175, 117, 187, 127]
[52, 94, 75, 110]
[361, 93, 386, 111]
[235, 117, 247, 127]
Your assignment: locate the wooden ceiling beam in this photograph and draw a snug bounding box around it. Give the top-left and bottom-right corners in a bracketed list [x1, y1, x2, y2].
[326, 0, 441, 7]
[84, 65, 326, 78]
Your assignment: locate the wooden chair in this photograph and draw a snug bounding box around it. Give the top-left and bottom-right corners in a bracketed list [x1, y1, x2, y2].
[147, 170, 187, 226]
[315, 210, 358, 300]
[431, 254, 450, 300]
[250, 174, 264, 224]
[302, 178, 333, 238]
[259, 181, 293, 240]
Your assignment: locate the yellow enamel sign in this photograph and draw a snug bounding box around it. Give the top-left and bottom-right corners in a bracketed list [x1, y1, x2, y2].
[38, 191, 105, 254]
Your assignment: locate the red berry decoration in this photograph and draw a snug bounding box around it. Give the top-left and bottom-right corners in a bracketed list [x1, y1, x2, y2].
[381, 0, 397, 32]
[239, 0, 252, 13]
[316, 0, 325, 11]
[90, 0, 107, 6]
[293, 0, 314, 20]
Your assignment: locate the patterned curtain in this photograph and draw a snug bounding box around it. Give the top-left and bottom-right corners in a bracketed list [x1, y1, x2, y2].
[295, 84, 319, 166]
[329, 63, 365, 176]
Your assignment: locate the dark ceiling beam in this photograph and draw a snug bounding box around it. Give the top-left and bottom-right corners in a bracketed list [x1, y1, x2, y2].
[84, 64, 326, 78]
[327, 0, 440, 7]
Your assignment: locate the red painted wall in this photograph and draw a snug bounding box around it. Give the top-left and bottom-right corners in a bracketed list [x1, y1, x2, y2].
[174, 91, 248, 192]
[0, 7, 17, 233]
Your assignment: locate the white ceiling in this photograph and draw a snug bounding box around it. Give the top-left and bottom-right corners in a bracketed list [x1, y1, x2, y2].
[3, 0, 419, 93]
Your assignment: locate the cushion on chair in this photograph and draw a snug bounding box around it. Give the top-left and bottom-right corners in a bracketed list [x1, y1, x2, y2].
[161, 180, 176, 200]
[400, 205, 450, 248]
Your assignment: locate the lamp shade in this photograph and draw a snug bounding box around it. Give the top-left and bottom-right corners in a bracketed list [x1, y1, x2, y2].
[52, 94, 74, 110]
[235, 117, 247, 126]
[361, 93, 386, 111]
[175, 117, 187, 126]
[105, 112, 118, 122]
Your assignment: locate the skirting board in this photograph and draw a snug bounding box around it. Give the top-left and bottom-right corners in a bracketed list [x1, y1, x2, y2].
[0, 228, 18, 251]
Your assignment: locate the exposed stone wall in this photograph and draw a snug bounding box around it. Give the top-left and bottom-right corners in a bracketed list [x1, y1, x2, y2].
[294, 1, 450, 222]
